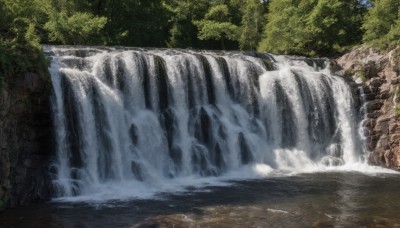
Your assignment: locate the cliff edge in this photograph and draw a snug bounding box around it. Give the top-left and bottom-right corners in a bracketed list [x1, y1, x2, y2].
[0, 71, 52, 210]
[337, 46, 400, 170]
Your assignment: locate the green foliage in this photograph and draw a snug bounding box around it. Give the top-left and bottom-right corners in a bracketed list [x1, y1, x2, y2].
[194, 4, 239, 49]
[1, 0, 388, 82]
[258, 0, 367, 57]
[355, 71, 367, 82]
[0, 0, 49, 89]
[395, 105, 400, 116]
[163, 0, 210, 48]
[1, 0, 271, 55]
[165, 0, 260, 50]
[363, 0, 400, 49]
[239, 0, 267, 51]
[100, 0, 170, 47]
[45, 11, 107, 45]
[196, 21, 239, 41]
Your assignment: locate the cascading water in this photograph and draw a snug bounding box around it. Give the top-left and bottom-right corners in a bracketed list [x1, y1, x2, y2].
[46, 46, 367, 201]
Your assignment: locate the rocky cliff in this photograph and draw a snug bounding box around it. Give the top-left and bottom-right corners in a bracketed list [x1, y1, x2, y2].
[0, 71, 52, 210]
[336, 46, 400, 170]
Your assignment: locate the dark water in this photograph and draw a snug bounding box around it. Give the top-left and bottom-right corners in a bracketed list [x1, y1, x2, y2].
[1, 172, 400, 228]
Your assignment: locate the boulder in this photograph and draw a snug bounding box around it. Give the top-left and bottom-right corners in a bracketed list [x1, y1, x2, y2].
[366, 101, 383, 112]
[369, 77, 383, 87]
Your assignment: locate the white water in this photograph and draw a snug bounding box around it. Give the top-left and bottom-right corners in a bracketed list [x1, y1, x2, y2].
[46, 47, 394, 202]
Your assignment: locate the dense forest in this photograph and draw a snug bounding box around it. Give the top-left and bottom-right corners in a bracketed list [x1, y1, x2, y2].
[1, 0, 400, 85]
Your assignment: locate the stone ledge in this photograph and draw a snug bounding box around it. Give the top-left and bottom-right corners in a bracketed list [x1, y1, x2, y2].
[336, 46, 400, 171]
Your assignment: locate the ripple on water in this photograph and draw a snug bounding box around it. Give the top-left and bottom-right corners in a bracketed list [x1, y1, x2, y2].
[1, 172, 400, 227]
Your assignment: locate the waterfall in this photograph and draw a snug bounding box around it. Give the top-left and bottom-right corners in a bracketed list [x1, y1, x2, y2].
[46, 46, 366, 200]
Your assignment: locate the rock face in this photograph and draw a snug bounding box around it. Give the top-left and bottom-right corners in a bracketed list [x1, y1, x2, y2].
[336, 46, 400, 170]
[0, 72, 52, 210]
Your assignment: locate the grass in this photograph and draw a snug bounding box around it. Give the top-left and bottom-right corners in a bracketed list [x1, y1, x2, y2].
[355, 71, 367, 83]
[395, 105, 400, 116]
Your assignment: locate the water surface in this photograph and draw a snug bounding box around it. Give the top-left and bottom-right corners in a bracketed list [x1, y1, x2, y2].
[1, 172, 400, 227]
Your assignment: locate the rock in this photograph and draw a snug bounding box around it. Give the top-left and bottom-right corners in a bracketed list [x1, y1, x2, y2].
[376, 119, 390, 135]
[0, 72, 52, 211]
[367, 111, 383, 119]
[366, 101, 383, 112]
[377, 136, 390, 150]
[369, 134, 382, 146]
[379, 90, 391, 99]
[369, 77, 383, 87]
[389, 123, 398, 134]
[362, 93, 376, 101]
[337, 45, 400, 171]
[377, 117, 391, 123]
[379, 93, 391, 100]
[361, 86, 372, 94]
[23, 156, 42, 169]
[391, 77, 400, 84]
[363, 119, 376, 128]
[384, 150, 392, 167]
[390, 134, 400, 143]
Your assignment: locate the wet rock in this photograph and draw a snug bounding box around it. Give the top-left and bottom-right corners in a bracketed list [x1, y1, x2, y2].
[377, 136, 390, 150]
[131, 161, 143, 181]
[366, 101, 383, 112]
[368, 149, 385, 166]
[380, 91, 392, 99]
[361, 86, 372, 94]
[384, 150, 392, 167]
[369, 77, 383, 87]
[389, 124, 398, 134]
[23, 157, 42, 169]
[363, 119, 376, 128]
[367, 111, 383, 119]
[129, 124, 139, 145]
[0, 72, 52, 211]
[337, 46, 400, 171]
[362, 93, 376, 101]
[238, 133, 253, 165]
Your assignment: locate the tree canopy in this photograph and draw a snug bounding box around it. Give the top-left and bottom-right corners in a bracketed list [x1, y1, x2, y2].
[0, 0, 48, 87]
[363, 0, 400, 49]
[258, 0, 368, 57]
[3, 0, 400, 64]
[239, 0, 268, 51]
[193, 4, 239, 50]
[163, 0, 210, 48]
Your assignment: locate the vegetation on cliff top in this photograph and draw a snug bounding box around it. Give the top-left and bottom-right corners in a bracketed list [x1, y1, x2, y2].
[0, 0, 49, 89]
[1, 0, 400, 86]
[258, 0, 367, 57]
[363, 0, 400, 50]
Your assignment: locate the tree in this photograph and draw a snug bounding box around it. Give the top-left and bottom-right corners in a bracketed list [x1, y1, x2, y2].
[41, 0, 106, 45]
[363, 0, 400, 49]
[0, 0, 48, 88]
[99, 0, 170, 47]
[163, 0, 210, 48]
[239, 0, 268, 50]
[193, 4, 239, 50]
[45, 11, 106, 45]
[258, 0, 367, 57]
